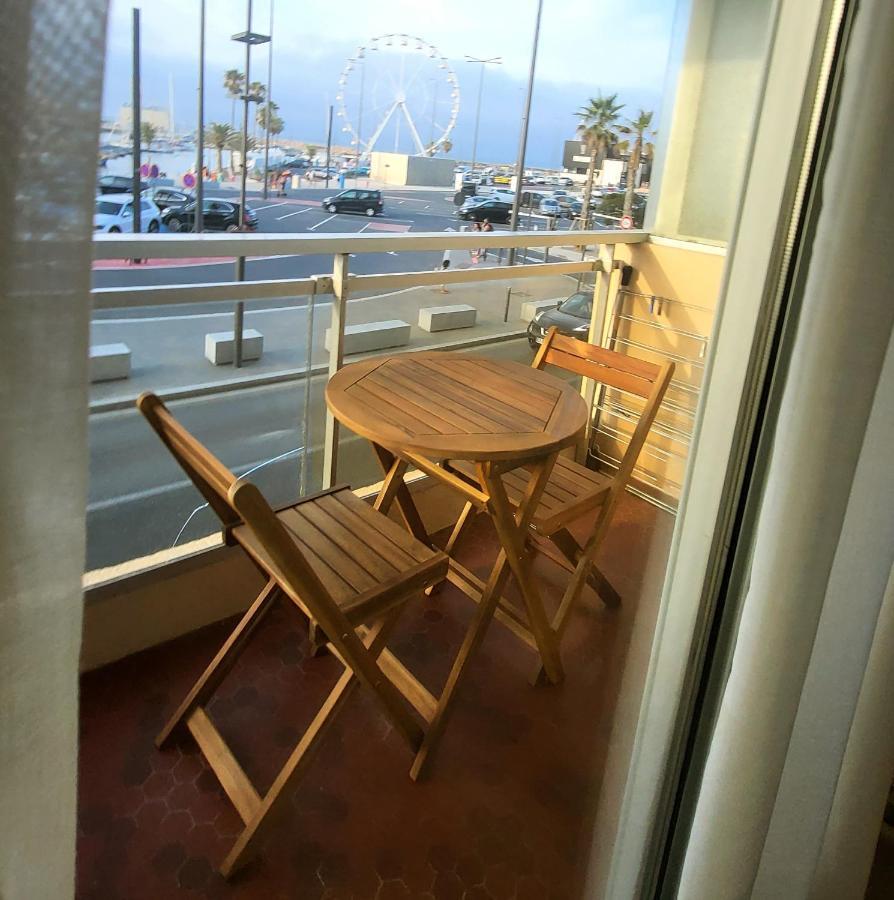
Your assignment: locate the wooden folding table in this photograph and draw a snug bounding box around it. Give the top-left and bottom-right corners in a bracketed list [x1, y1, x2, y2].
[326, 351, 588, 778]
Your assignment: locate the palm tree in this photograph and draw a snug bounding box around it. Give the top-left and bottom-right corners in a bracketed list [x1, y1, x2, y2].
[256, 100, 281, 134]
[617, 110, 655, 219]
[576, 93, 624, 225]
[204, 122, 233, 176]
[140, 122, 158, 164]
[305, 144, 319, 164]
[248, 82, 266, 142]
[223, 69, 245, 129]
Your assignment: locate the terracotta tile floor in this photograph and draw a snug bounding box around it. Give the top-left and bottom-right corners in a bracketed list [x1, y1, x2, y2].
[77, 494, 673, 899]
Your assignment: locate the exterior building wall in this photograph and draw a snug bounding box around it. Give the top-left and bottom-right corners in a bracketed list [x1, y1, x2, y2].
[370, 152, 454, 186]
[117, 104, 171, 135]
[649, 0, 774, 243]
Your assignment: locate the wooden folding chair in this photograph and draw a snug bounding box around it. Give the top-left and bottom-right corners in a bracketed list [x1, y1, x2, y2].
[137, 393, 449, 877]
[446, 328, 674, 680]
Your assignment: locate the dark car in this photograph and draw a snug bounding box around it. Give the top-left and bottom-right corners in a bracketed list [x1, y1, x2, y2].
[98, 174, 148, 194]
[526, 290, 593, 349]
[321, 189, 384, 216]
[340, 166, 370, 178]
[144, 187, 194, 213]
[162, 198, 258, 232]
[456, 198, 512, 224]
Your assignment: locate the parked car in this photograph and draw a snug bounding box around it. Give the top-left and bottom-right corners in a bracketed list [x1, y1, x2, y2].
[456, 198, 512, 223]
[143, 187, 193, 213]
[563, 199, 583, 218]
[321, 189, 384, 216]
[526, 290, 593, 348]
[98, 174, 147, 195]
[161, 198, 258, 232]
[462, 173, 482, 186]
[306, 167, 339, 181]
[340, 166, 370, 178]
[539, 198, 562, 217]
[94, 194, 161, 233]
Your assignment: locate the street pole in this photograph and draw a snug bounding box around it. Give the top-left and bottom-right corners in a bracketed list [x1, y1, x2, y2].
[235, 0, 253, 368]
[508, 0, 544, 265]
[464, 55, 502, 175]
[195, 0, 205, 232]
[131, 8, 142, 241]
[262, 0, 274, 200]
[471, 64, 484, 172]
[324, 104, 333, 190]
[356, 53, 365, 171]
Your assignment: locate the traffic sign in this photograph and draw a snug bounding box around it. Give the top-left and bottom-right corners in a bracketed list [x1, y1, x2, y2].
[140, 163, 150, 177]
[182, 172, 196, 188]
[620, 214, 633, 229]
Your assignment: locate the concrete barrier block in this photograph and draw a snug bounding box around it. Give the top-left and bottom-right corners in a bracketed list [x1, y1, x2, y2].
[204, 329, 264, 365]
[520, 297, 562, 322]
[418, 304, 477, 333]
[326, 320, 411, 355]
[90, 343, 131, 383]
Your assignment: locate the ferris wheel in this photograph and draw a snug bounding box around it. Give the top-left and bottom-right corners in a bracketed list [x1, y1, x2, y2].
[335, 33, 460, 159]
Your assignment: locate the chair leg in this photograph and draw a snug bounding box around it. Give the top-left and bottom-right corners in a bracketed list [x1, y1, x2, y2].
[550, 528, 622, 608]
[156, 579, 280, 748]
[445, 501, 475, 556]
[220, 609, 402, 878]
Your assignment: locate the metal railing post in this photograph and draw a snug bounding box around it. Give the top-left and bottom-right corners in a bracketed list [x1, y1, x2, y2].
[300, 278, 319, 496]
[578, 243, 616, 461]
[322, 253, 349, 488]
[234, 257, 245, 367]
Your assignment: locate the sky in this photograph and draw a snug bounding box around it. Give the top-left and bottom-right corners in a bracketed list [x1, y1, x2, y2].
[103, 0, 678, 169]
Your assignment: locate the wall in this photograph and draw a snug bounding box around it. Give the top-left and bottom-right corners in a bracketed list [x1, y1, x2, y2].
[595, 238, 726, 505]
[370, 151, 455, 186]
[0, 1, 107, 897]
[650, 0, 774, 243]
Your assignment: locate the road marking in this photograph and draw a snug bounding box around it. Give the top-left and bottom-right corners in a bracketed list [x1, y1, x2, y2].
[276, 207, 313, 220]
[383, 195, 429, 203]
[308, 214, 338, 231]
[252, 202, 287, 212]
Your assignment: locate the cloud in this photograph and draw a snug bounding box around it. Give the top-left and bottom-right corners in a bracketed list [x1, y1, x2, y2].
[104, 0, 675, 167]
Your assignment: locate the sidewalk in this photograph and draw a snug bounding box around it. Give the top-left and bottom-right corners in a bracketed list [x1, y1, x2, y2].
[89, 270, 580, 411]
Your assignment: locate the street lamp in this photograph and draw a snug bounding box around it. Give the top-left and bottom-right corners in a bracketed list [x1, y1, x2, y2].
[231, 0, 270, 368]
[508, 0, 544, 264]
[464, 55, 502, 173]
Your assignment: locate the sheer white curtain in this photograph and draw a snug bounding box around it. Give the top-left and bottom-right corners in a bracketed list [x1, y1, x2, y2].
[0, 1, 107, 897]
[678, 0, 894, 896]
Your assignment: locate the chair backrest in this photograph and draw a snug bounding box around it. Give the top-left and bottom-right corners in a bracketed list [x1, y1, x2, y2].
[137, 391, 344, 625]
[138, 392, 242, 532]
[532, 328, 675, 489]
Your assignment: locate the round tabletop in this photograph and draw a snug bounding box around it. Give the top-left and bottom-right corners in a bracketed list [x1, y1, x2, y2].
[325, 352, 588, 462]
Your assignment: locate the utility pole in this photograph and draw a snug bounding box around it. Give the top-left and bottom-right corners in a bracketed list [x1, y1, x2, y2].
[231, 1, 269, 367]
[131, 8, 142, 240]
[324, 104, 333, 190]
[464, 55, 502, 174]
[508, 0, 544, 264]
[195, 0, 205, 232]
[262, 0, 274, 200]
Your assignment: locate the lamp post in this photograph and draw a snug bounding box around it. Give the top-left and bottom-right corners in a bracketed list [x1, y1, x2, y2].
[508, 0, 544, 264]
[464, 55, 502, 174]
[231, 1, 270, 367]
[195, 0, 205, 232]
[262, 0, 274, 200]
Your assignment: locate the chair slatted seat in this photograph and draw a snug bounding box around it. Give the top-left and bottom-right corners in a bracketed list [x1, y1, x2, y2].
[137, 392, 449, 878]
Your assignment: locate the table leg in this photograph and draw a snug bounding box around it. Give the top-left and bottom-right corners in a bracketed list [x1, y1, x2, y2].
[371, 443, 431, 546]
[478, 455, 564, 685]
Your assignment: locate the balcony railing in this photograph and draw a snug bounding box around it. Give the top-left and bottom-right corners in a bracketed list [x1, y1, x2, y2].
[90, 229, 648, 563]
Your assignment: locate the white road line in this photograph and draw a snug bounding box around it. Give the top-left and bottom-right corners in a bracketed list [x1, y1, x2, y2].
[383, 196, 429, 203]
[357, 224, 371, 233]
[252, 202, 287, 212]
[276, 207, 313, 220]
[308, 214, 338, 231]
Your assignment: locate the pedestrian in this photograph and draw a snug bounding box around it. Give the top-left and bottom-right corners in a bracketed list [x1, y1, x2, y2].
[470, 221, 482, 264]
[480, 218, 494, 260]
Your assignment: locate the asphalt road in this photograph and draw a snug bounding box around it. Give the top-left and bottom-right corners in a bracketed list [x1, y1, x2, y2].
[92, 184, 572, 318]
[86, 338, 539, 571]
